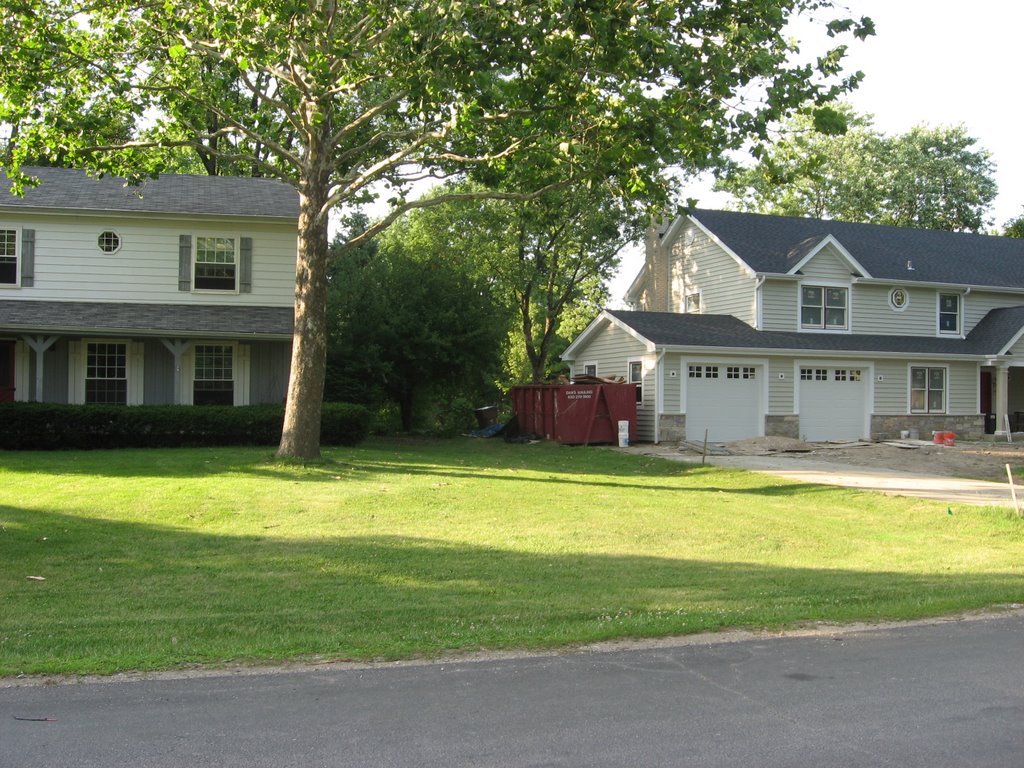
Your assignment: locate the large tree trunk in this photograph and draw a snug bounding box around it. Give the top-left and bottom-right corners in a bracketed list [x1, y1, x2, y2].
[277, 156, 331, 460]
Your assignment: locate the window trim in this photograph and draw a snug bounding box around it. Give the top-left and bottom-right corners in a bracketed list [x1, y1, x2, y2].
[799, 281, 849, 332]
[888, 287, 909, 312]
[97, 230, 122, 254]
[580, 361, 598, 377]
[0, 226, 20, 289]
[909, 365, 947, 414]
[684, 290, 702, 314]
[192, 234, 240, 294]
[937, 292, 961, 336]
[192, 342, 237, 406]
[84, 339, 130, 406]
[628, 359, 643, 404]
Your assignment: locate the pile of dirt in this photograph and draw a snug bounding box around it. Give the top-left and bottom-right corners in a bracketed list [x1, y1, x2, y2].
[723, 436, 814, 455]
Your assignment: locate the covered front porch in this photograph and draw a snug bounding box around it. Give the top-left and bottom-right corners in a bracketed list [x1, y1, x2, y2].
[981, 364, 1024, 435]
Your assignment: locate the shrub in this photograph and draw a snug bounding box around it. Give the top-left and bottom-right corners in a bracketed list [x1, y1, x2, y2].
[0, 402, 370, 450]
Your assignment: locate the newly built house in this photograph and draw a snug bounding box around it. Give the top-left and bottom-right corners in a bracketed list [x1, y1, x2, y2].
[0, 167, 297, 406]
[563, 209, 1024, 443]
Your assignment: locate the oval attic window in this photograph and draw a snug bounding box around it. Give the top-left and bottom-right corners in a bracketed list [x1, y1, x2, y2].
[98, 230, 121, 253]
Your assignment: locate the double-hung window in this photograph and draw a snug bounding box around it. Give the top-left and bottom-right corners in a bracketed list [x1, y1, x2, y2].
[938, 293, 960, 334]
[194, 237, 238, 291]
[193, 344, 235, 405]
[86, 342, 128, 405]
[0, 228, 17, 286]
[629, 360, 643, 403]
[910, 367, 945, 413]
[801, 285, 847, 330]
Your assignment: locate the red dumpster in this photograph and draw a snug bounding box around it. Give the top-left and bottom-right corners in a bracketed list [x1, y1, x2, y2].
[509, 384, 637, 445]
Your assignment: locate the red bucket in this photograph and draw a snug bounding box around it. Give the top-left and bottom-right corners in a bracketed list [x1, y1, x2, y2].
[933, 431, 944, 444]
[943, 432, 956, 447]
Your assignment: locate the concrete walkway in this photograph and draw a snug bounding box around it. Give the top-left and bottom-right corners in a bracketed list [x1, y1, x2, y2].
[626, 448, 1018, 508]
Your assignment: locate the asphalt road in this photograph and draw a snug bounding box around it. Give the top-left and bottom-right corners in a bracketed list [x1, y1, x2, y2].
[2, 612, 1023, 767]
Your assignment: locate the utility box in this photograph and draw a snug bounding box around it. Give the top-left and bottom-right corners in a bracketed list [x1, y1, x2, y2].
[509, 384, 638, 445]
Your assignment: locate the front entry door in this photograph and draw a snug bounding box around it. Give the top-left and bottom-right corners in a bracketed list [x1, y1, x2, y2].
[0, 341, 14, 402]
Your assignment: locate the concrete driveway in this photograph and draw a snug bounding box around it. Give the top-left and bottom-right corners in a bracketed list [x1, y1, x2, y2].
[623, 447, 1018, 508]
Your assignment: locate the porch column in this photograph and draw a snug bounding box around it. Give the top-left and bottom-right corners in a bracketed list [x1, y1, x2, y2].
[994, 363, 1010, 435]
[160, 339, 192, 404]
[23, 335, 58, 402]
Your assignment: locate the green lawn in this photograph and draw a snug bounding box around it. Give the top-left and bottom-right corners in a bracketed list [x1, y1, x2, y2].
[2, 438, 1022, 676]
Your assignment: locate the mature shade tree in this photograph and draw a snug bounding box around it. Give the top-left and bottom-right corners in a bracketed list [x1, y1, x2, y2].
[0, 1, 872, 458]
[716, 105, 997, 232]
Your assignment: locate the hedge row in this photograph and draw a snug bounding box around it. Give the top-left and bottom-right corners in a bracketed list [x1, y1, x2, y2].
[0, 402, 371, 450]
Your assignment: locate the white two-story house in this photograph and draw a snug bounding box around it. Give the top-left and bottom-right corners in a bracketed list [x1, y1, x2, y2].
[0, 167, 297, 407]
[563, 208, 1024, 443]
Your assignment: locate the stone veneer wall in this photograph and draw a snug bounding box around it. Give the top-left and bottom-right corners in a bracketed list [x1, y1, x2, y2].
[658, 414, 686, 442]
[871, 414, 983, 441]
[765, 415, 799, 439]
[657, 413, 984, 443]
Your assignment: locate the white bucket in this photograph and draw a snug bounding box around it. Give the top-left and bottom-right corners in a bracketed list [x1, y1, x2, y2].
[900, 430, 910, 439]
[617, 420, 630, 448]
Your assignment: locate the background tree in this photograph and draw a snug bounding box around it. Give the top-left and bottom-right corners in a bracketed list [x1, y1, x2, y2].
[389, 181, 639, 385]
[0, 1, 871, 457]
[716, 105, 997, 232]
[325, 224, 504, 432]
[1004, 212, 1024, 239]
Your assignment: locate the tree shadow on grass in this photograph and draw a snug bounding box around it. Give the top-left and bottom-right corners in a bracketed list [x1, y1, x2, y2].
[0, 438, 702, 482]
[2, 505, 1021, 676]
[0, 441, 919, 505]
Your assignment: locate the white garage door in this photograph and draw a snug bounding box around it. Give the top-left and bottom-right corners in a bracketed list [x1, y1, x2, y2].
[685, 364, 762, 443]
[798, 366, 868, 442]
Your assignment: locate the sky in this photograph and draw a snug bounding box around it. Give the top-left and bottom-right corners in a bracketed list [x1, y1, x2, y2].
[608, 0, 1024, 303]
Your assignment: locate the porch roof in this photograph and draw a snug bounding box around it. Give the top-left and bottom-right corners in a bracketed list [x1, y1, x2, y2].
[0, 300, 293, 340]
[605, 309, 1024, 357]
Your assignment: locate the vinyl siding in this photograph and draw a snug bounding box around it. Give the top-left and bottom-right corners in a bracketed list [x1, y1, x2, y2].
[570, 320, 654, 439]
[848, 284, 938, 335]
[0, 212, 295, 306]
[669, 224, 755, 324]
[661, 357, 681, 413]
[32, 339, 69, 403]
[1006, 335, 1024, 356]
[873, 360, 908, 413]
[765, 282, 1024, 337]
[249, 341, 291, 404]
[143, 340, 176, 404]
[798, 246, 855, 281]
[948, 361, 979, 414]
[964, 291, 1024, 334]
[874, 359, 977, 415]
[760, 280, 798, 330]
[768, 357, 794, 414]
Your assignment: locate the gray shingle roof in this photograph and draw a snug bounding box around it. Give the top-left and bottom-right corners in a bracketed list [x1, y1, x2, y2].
[607, 309, 1024, 357]
[0, 300, 293, 339]
[690, 209, 1024, 289]
[0, 167, 299, 220]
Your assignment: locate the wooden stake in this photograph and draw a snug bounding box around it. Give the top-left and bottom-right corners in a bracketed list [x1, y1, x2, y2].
[1006, 463, 1022, 516]
[702, 428, 709, 465]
